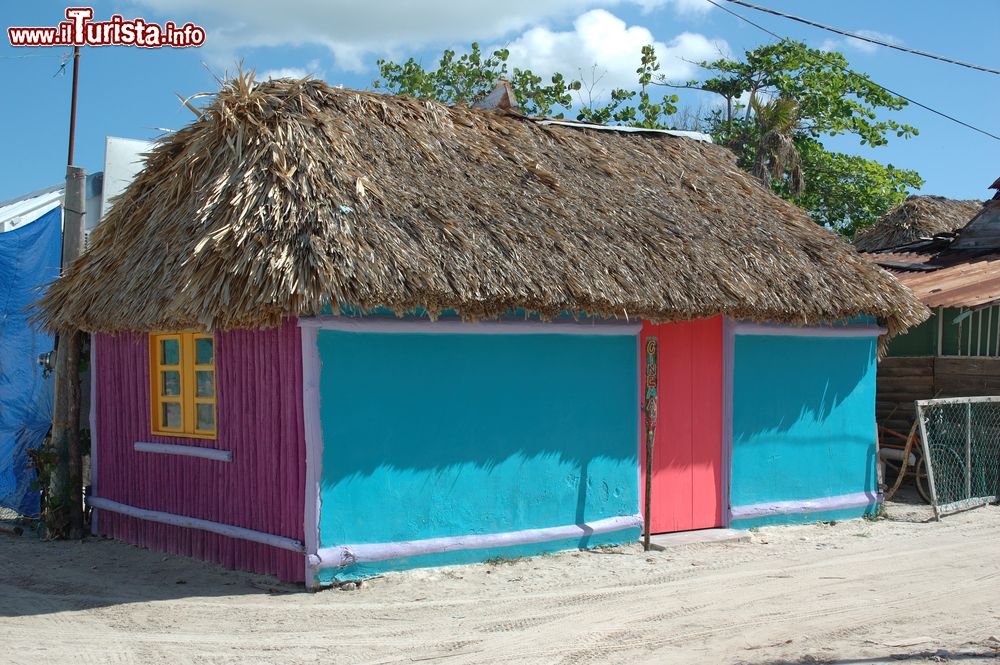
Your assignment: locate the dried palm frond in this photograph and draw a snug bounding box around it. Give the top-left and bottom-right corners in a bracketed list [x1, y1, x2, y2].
[36, 77, 928, 342]
[854, 196, 983, 251]
[750, 97, 805, 197]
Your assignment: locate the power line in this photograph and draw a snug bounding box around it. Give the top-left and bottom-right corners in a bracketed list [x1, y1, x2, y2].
[702, 0, 1000, 142]
[723, 0, 1000, 76]
[0, 52, 67, 59]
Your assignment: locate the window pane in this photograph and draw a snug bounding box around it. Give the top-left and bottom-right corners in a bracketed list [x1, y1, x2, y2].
[195, 337, 214, 365]
[159, 338, 180, 366]
[196, 403, 215, 431]
[196, 370, 214, 398]
[161, 402, 182, 429]
[161, 370, 181, 396]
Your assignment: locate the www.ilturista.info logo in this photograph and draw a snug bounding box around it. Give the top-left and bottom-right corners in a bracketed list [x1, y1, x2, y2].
[8, 8, 205, 48]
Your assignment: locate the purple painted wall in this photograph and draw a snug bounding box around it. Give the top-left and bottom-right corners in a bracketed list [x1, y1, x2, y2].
[93, 320, 305, 582]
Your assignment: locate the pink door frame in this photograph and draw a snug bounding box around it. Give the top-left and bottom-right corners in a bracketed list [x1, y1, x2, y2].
[641, 317, 725, 534]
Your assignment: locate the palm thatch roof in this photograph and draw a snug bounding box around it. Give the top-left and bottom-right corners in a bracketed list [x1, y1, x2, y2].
[854, 195, 983, 252]
[38, 75, 927, 339]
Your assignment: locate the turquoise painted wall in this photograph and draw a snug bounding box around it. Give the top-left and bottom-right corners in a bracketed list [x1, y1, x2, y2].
[315, 330, 640, 581]
[731, 335, 878, 528]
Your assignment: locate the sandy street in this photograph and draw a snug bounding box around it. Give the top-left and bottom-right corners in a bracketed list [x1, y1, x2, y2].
[1, 507, 998, 665]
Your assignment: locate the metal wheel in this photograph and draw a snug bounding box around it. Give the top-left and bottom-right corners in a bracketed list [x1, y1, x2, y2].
[915, 444, 967, 505]
[914, 456, 932, 504]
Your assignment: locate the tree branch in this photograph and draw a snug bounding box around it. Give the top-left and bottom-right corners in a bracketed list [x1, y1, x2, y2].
[651, 81, 712, 92]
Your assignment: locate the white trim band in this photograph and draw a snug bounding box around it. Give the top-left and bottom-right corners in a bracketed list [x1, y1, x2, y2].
[731, 322, 887, 337]
[721, 317, 735, 527]
[87, 497, 304, 553]
[298, 316, 641, 335]
[309, 513, 643, 569]
[134, 441, 232, 462]
[300, 325, 324, 588]
[730, 491, 881, 520]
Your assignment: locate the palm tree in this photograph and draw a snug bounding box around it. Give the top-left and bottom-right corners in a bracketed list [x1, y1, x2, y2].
[750, 97, 805, 196]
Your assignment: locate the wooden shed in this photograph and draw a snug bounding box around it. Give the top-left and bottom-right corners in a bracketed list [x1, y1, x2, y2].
[859, 183, 1000, 436]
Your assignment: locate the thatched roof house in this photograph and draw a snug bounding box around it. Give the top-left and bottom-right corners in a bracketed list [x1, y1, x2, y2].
[60, 76, 924, 585]
[853, 195, 983, 253]
[38, 75, 926, 337]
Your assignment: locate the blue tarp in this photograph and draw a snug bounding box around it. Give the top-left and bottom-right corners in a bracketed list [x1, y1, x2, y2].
[0, 207, 60, 517]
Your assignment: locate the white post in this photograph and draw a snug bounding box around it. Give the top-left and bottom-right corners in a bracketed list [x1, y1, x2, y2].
[936, 307, 944, 357]
[967, 312, 973, 357]
[965, 403, 972, 499]
[977, 309, 984, 356]
[958, 316, 964, 356]
[986, 308, 993, 357]
[995, 305, 1000, 356]
[915, 403, 940, 521]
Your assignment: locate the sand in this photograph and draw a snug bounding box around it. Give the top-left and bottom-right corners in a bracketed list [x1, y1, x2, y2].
[1, 506, 998, 664]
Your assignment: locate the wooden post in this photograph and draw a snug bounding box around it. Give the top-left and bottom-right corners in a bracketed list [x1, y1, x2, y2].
[46, 44, 86, 539]
[883, 421, 919, 501]
[47, 166, 86, 539]
[642, 336, 658, 551]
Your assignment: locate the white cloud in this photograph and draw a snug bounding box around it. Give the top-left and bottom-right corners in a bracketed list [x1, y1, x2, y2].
[503, 10, 728, 97]
[263, 67, 308, 80]
[128, 0, 716, 72]
[261, 59, 323, 80]
[702, 86, 770, 113]
[633, 0, 713, 15]
[821, 29, 902, 55]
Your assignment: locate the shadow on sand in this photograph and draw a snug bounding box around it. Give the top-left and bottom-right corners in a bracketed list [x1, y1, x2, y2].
[0, 527, 302, 618]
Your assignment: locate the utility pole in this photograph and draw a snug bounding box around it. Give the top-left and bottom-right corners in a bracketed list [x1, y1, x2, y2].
[67, 46, 80, 166]
[48, 45, 85, 539]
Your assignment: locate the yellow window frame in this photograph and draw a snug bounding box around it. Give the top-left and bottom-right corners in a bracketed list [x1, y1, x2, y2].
[149, 332, 217, 439]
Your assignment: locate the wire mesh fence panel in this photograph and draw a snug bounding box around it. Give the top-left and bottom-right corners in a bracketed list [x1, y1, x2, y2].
[916, 396, 1000, 518]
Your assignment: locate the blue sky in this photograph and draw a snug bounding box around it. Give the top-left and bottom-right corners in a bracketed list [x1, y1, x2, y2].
[1, 1, 997, 203]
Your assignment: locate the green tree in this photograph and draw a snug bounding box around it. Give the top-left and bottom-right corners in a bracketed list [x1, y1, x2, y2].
[666, 41, 923, 233]
[794, 141, 924, 237]
[374, 43, 581, 118]
[374, 43, 678, 126]
[577, 45, 679, 128]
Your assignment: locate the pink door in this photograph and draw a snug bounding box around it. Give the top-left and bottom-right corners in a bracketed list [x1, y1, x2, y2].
[640, 317, 724, 533]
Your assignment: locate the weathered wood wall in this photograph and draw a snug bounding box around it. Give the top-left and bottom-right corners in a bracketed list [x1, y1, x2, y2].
[877, 356, 1000, 433]
[93, 320, 305, 582]
[935, 357, 1000, 396]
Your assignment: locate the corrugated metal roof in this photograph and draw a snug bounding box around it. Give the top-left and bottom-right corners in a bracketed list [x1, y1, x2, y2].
[881, 253, 1000, 308]
[860, 177, 1000, 309]
[861, 251, 937, 271]
[0, 174, 105, 235]
[0, 183, 62, 233]
[535, 120, 714, 143]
